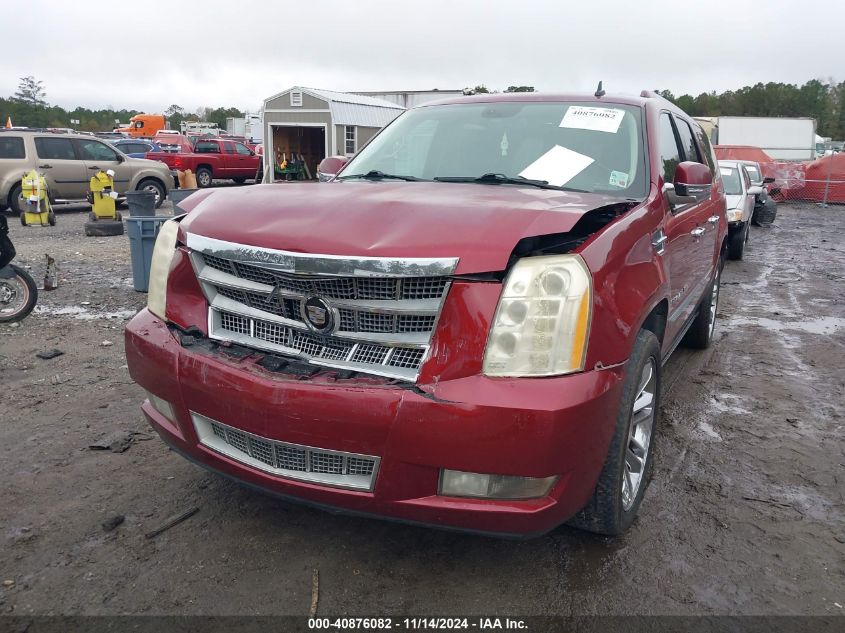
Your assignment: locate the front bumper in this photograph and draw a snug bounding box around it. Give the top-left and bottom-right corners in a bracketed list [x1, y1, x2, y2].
[125, 309, 626, 536]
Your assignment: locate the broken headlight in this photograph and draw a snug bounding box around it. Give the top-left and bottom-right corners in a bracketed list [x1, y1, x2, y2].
[483, 254, 592, 377]
[146, 219, 180, 320]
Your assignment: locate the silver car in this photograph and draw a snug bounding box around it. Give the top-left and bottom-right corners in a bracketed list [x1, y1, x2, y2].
[0, 130, 172, 215]
[718, 160, 762, 260]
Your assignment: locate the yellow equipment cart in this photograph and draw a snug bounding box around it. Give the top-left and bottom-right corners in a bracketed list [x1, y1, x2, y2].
[84, 170, 124, 237]
[19, 170, 56, 227]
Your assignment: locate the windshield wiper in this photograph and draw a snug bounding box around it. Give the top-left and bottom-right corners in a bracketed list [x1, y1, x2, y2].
[337, 170, 422, 182]
[434, 173, 585, 191]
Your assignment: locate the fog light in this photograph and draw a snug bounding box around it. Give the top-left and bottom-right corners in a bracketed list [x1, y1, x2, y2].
[439, 469, 558, 500]
[145, 390, 174, 420]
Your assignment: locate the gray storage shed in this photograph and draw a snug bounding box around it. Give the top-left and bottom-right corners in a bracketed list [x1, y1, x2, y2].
[262, 86, 405, 181]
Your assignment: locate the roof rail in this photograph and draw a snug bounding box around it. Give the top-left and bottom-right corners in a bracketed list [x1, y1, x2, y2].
[640, 90, 659, 99]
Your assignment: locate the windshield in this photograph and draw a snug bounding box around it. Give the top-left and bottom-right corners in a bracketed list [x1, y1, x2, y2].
[719, 166, 743, 195]
[340, 101, 647, 196]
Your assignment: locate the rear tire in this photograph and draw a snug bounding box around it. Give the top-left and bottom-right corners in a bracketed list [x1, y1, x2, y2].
[137, 179, 165, 208]
[727, 224, 747, 260]
[682, 261, 722, 349]
[196, 167, 213, 189]
[0, 264, 38, 323]
[568, 329, 662, 535]
[84, 220, 124, 237]
[9, 184, 23, 216]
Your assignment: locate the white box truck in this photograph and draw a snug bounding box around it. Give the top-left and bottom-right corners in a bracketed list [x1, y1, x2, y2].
[226, 114, 263, 143]
[713, 117, 816, 161]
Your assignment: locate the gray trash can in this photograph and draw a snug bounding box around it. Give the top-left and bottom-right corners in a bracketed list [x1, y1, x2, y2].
[169, 188, 198, 213]
[126, 216, 170, 292]
[125, 191, 156, 217]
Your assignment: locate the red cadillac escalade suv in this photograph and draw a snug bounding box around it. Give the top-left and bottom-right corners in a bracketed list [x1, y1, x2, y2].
[125, 91, 727, 536]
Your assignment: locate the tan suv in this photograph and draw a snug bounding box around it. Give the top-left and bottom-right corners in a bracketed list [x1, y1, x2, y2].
[0, 131, 173, 215]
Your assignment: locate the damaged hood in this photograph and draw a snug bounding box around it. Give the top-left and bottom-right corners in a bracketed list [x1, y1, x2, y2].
[181, 182, 626, 274]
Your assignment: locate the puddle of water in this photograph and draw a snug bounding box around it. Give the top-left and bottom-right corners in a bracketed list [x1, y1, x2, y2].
[697, 420, 722, 441]
[724, 315, 845, 335]
[33, 305, 138, 321]
[710, 393, 751, 416]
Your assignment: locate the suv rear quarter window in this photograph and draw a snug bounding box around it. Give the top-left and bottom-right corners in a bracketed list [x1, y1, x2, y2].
[35, 137, 77, 160]
[0, 136, 25, 159]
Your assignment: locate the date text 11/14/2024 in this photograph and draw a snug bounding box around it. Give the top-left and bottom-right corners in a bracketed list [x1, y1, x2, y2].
[308, 617, 528, 630]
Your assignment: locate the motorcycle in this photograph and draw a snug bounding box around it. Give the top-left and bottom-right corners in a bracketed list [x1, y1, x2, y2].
[0, 214, 38, 323]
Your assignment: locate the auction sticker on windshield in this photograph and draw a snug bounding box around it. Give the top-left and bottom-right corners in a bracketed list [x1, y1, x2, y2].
[560, 106, 625, 133]
[519, 145, 594, 187]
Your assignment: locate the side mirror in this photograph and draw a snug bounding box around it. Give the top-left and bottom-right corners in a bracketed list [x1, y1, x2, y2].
[665, 161, 712, 208]
[747, 185, 763, 196]
[763, 176, 775, 184]
[116, 154, 125, 163]
[316, 155, 349, 182]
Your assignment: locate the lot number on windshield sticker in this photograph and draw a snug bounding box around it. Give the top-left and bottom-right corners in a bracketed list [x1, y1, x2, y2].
[720, 168, 733, 176]
[560, 106, 625, 133]
[609, 170, 629, 188]
[519, 145, 594, 187]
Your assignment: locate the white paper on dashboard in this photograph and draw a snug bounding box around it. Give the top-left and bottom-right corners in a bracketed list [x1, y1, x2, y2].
[560, 106, 625, 133]
[518, 145, 594, 187]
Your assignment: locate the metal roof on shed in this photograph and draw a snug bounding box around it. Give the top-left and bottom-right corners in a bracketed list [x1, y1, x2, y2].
[264, 86, 405, 128]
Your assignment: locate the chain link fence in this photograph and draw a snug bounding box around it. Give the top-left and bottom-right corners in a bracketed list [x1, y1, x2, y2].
[715, 144, 844, 206]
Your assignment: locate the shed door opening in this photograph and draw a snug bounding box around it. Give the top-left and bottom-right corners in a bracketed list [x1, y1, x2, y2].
[271, 126, 325, 181]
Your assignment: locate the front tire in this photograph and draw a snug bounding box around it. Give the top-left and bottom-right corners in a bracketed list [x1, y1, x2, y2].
[569, 329, 662, 535]
[727, 223, 747, 260]
[0, 264, 38, 323]
[196, 167, 213, 189]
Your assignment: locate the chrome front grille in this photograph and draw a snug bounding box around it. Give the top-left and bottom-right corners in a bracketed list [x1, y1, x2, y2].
[187, 233, 458, 381]
[193, 413, 379, 491]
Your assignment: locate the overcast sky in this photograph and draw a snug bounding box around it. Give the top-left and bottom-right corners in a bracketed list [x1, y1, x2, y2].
[4, 0, 843, 114]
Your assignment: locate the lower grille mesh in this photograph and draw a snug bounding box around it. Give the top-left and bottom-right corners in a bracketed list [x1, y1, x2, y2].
[197, 416, 379, 490]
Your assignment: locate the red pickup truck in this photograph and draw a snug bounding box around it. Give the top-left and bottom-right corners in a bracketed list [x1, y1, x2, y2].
[126, 91, 727, 537]
[146, 138, 260, 188]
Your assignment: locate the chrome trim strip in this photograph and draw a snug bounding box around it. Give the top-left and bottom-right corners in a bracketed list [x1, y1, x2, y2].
[192, 412, 380, 492]
[187, 233, 459, 277]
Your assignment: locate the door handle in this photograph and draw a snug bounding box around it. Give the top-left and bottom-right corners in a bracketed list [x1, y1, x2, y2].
[38, 164, 53, 169]
[88, 166, 100, 170]
[708, 215, 719, 224]
[690, 227, 706, 237]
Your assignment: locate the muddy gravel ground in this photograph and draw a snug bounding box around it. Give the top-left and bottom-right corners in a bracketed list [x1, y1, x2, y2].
[0, 202, 842, 618]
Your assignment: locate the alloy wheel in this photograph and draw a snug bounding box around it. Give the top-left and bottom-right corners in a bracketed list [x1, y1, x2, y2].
[708, 272, 720, 338]
[0, 277, 29, 317]
[621, 357, 656, 511]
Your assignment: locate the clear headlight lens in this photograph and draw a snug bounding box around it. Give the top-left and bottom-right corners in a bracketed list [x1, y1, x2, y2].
[727, 209, 743, 222]
[147, 219, 180, 319]
[483, 254, 592, 377]
[439, 469, 558, 499]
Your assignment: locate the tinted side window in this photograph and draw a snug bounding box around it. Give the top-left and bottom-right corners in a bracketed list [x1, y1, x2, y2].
[35, 137, 77, 160]
[195, 141, 219, 153]
[235, 143, 252, 155]
[675, 118, 703, 164]
[78, 140, 119, 161]
[0, 137, 25, 159]
[657, 113, 682, 183]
